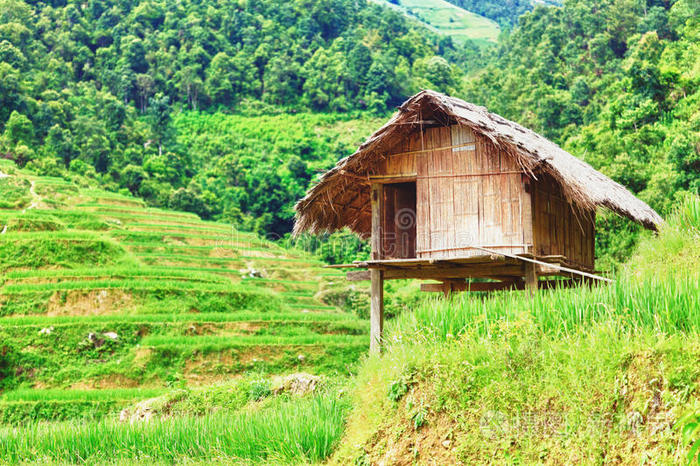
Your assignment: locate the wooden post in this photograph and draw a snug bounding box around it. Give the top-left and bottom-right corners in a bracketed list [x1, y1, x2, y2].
[524, 262, 538, 293]
[370, 183, 384, 353]
[370, 268, 384, 354]
[370, 183, 383, 260]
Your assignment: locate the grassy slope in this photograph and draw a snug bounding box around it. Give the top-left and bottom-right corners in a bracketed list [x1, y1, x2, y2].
[335, 197, 700, 464]
[371, 0, 500, 46]
[2, 149, 698, 464]
[0, 159, 368, 427]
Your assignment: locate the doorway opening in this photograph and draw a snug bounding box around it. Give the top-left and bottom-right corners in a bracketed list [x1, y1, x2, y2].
[381, 182, 417, 259]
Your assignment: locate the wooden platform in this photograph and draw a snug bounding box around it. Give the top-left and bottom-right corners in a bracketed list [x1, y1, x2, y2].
[333, 253, 574, 281]
[328, 252, 607, 354]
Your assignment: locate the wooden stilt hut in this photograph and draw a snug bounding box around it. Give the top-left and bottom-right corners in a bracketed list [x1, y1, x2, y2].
[294, 90, 663, 353]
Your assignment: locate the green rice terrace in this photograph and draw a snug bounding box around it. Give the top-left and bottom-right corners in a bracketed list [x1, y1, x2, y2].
[373, 0, 500, 46]
[0, 160, 367, 428]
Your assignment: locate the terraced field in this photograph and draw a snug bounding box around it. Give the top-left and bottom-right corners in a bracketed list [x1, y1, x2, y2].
[0, 161, 367, 425]
[373, 0, 500, 46]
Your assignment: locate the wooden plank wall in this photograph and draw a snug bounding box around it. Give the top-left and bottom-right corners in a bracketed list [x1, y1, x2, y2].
[532, 174, 595, 270]
[374, 135, 417, 178]
[416, 125, 531, 259]
[377, 124, 534, 261]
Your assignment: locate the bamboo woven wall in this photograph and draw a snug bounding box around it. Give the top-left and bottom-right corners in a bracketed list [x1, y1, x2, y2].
[417, 125, 531, 259]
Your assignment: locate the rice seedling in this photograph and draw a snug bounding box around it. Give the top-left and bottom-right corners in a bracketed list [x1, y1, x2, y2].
[0, 177, 31, 209]
[76, 204, 200, 219]
[2, 279, 247, 293]
[1, 311, 360, 326]
[134, 252, 242, 263]
[112, 230, 234, 242]
[390, 272, 699, 344]
[1, 388, 166, 402]
[0, 393, 349, 464]
[126, 222, 242, 234]
[4, 266, 229, 284]
[141, 334, 367, 347]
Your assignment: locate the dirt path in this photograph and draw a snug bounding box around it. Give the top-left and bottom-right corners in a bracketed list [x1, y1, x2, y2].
[23, 179, 40, 212]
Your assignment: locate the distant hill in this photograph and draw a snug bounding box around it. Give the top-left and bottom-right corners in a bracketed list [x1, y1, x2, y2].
[372, 0, 500, 46]
[443, 0, 560, 26]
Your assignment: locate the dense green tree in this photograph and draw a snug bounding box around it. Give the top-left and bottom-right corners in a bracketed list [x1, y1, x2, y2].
[0, 63, 23, 126]
[122, 164, 147, 194]
[3, 111, 34, 147]
[462, 0, 699, 263]
[146, 93, 173, 157]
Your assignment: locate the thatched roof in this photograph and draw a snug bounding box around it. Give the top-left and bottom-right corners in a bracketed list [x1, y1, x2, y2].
[294, 90, 663, 236]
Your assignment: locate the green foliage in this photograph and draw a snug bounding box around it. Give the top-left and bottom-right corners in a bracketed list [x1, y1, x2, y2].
[0, 177, 30, 209]
[677, 411, 700, 464]
[461, 0, 700, 263]
[173, 111, 384, 235]
[388, 376, 410, 402]
[0, 393, 349, 464]
[338, 196, 700, 464]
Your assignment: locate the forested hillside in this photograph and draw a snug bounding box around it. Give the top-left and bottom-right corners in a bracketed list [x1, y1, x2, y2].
[0, 0, 697, 264]
[463, 0, 699, 262]
[0, 0, 470, 231]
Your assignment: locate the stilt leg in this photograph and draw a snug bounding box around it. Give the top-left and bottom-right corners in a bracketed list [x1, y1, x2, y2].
[524, 262, 538, 293]
[370, 269, 384, 354]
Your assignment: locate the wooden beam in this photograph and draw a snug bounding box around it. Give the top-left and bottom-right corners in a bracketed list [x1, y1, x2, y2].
[370, 269, 384, 354]
[383, 264, 524, 280]
[420, 279, 467, 295]
[368, 175, 417, 184]
[346, 270, 371, 281]
[420, 283, 446, 293]
[371, 184, 383, 260]
[421, 278, 583, 293]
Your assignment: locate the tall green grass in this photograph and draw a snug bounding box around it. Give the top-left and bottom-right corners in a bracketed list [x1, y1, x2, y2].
[0, 393, 348, 464]
[393, 273, 699, 343]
